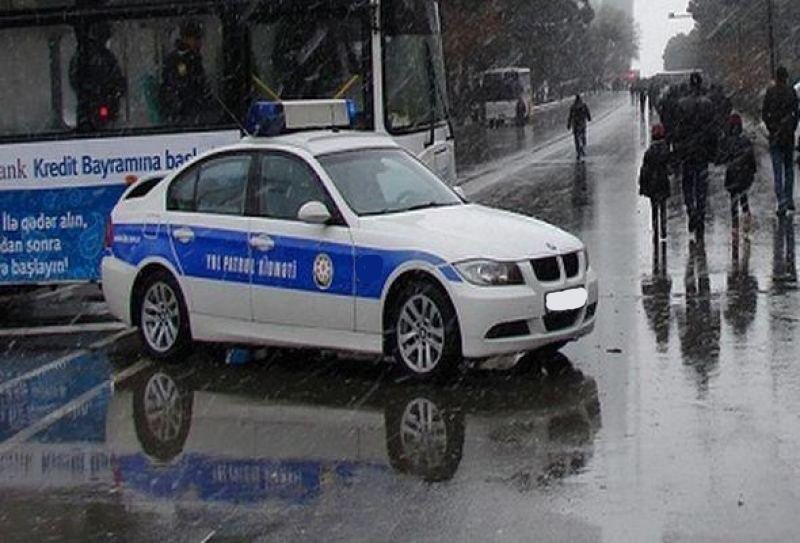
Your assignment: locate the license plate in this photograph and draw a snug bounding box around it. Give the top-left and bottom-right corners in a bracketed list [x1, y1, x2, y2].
[546, 287, 588, 312]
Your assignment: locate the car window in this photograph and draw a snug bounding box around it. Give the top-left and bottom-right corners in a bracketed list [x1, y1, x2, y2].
[318, 148, 461, 216]
[255, 153, 331, 221]
[166, 168, 198, 211]
[195, 155, 251, 215]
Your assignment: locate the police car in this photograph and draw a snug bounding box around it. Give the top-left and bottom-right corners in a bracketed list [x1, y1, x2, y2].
[102, 100, 598, 380]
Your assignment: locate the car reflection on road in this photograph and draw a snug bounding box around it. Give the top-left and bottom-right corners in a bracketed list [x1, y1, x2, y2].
[107, 350, 601, 507]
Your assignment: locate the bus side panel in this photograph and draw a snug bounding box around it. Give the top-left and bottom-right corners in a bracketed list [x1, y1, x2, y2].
[0, 131, 239, 285]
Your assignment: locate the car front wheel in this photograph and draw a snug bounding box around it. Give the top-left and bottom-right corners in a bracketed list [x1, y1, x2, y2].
[390, 282, 461, 380]
[137, 271, 192, 360]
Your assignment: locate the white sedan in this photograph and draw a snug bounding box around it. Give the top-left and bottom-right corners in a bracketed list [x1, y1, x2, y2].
[102, 123, 597, 380]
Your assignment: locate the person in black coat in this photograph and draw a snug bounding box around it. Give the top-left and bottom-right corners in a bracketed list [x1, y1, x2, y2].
[639, 123, 672, 243]
[762, 66, 799, 215]
[567, 94, 592, 160]
[719, 113, 757, 236]
[160, 20, 212, 126]
[70, 22, 126, 130]
[674, 72, 717, 240]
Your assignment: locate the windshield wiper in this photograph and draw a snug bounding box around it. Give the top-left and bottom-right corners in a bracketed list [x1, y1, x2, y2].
[360, 201, 457, 217]
[398, 201, 458, 213]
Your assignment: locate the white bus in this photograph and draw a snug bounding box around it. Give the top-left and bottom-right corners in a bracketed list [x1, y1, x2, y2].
[479, 67, 533, 128]
[0, 0, 455, 286]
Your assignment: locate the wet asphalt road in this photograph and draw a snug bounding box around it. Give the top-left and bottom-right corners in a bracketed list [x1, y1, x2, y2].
[2, 94, 800, 542]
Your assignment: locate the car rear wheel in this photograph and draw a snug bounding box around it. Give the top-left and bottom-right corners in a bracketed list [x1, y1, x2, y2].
[390, 282, 460, 380]
[137, 271, 192, 360]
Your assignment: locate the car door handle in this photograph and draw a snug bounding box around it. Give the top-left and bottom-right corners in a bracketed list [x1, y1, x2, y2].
[172, 227, 195, 244]
[249, 234, 275, 252]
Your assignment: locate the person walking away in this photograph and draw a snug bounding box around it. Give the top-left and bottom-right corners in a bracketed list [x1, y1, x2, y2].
[762, 66, 799, 216]
[160, 20, 212, 126]
[719, 113, 757, 238]
[639, 124, 672, 244]
[639, 88, 647, 116]
[567, 94, 592, 161]
[674, 72, 717, 241]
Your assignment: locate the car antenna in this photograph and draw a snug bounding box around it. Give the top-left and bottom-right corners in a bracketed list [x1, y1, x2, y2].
[210, 92, 252, 137]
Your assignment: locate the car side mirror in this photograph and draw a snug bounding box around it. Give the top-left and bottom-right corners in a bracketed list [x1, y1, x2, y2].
[297, 201, 332, 225]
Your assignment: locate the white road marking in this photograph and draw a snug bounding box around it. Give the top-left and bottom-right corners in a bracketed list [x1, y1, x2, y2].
[0, 358, 151, 454]
[33, 284, 81, 301]
[0, 321, 129, 337]
[0, 328, 134, 395]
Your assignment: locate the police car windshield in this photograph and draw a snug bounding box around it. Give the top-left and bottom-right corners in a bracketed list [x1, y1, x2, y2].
[318, 148, 461, 216]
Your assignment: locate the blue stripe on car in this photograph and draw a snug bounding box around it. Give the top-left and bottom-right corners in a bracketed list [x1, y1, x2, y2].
[112, 224, 461, 300]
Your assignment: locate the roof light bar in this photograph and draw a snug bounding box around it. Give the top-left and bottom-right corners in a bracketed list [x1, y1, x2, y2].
[245, 99, 354, 137]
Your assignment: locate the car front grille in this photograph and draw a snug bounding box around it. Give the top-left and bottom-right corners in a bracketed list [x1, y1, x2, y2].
[563, 252, 579, 278]
[531, 252, 582, 282]
[531, 256, 560, 282]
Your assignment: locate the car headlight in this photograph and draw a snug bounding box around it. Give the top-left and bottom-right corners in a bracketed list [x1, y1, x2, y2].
[454, 260, 524, 286]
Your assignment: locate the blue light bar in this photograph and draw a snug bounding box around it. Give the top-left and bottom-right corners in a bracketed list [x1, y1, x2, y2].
[245, 102, 286, 137]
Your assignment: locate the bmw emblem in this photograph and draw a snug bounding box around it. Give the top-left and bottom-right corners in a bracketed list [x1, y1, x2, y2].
[313, 253, 334, 290]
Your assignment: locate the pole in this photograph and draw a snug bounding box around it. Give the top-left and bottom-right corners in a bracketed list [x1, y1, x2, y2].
[766, 0, 776, 76]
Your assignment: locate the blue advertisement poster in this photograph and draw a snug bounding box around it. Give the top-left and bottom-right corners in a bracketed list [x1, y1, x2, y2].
[0, 130, 239, 285]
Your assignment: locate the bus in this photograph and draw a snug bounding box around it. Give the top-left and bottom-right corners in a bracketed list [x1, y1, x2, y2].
[478, 67, 533, 128]
[0, 0, 454, 286]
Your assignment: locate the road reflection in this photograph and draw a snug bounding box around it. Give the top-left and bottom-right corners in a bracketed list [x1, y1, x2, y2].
[725, 235, 758, 338]
[641, 238, 671, 351]
[678, 241, 721, 397]
[110, 350, 601, 500]
[0, 347, 602, 539]
[773, 215, 797, 288]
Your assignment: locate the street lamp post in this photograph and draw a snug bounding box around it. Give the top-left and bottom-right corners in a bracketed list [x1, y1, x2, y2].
[766, 0, 776, 76]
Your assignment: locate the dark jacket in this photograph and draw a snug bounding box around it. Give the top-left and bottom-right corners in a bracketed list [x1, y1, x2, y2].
[762, 83, 799, 147]
[160, 43, 211, 125]
[639, 140, 671, 200]
[568, 101, 591, 132]
[720, 133, 757, 193]
[69, 42, 126, 125]
[674, 91, 717, 163]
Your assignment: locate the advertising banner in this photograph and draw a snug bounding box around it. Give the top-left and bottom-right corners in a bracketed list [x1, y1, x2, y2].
[0, 130, 239, 284]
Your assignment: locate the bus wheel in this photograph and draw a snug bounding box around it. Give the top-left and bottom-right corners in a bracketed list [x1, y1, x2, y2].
[137, 270, 192, 360]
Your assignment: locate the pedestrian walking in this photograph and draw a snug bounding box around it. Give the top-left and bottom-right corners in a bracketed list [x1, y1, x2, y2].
[639, 124, 671, 243]
[674, 72, 717, 240]
[639, 88, 647, 116]
[567, 94, 592, 161]
[761, 66, 799, 216]
[719, 114, 756, 238]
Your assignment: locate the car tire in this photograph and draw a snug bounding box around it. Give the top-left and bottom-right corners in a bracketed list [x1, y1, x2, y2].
[389, 281, 461, 380]
[136, 270, 192, 361]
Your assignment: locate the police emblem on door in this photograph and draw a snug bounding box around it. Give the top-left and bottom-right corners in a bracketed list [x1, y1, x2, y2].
[313, 253, 334, 290]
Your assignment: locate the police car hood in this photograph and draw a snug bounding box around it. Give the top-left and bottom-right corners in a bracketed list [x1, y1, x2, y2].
[360, 204, 583, 261]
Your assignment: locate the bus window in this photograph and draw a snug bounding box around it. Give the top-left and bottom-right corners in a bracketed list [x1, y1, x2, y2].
[249, 3, 373, 129]
[0, 25, 76, 137]
[382, 0, 449, 133]
[96, 16, 223, 130]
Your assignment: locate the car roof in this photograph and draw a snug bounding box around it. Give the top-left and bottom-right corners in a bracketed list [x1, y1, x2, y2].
[234, 130, 401, 157]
